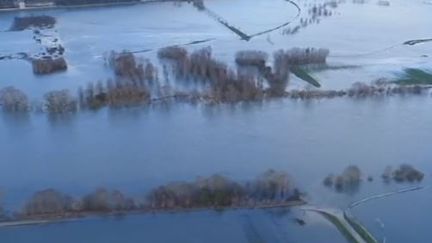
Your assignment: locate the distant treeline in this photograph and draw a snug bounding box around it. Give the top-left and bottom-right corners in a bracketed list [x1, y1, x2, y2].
[1, 47, 431, 114]
[323, 164, 425, 193]
[0, 169, 303, 221]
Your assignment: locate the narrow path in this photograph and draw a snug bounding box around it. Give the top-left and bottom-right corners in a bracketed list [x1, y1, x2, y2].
[348, 185, 428, 209]
[303, 206, 368, 243]
[249, 0, 301, 38]
[201, 7, 251, 40]
[303, 185, 429, 243]
[200, 0, 301, 41]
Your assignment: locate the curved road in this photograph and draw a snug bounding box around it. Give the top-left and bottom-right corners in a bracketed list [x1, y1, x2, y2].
[302, 206, 368, 243]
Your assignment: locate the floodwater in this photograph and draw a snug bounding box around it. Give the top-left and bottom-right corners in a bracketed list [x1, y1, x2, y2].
[0, 209, 347, 243]
[0, 0, 431, 96]
[0, 0, 431, 242]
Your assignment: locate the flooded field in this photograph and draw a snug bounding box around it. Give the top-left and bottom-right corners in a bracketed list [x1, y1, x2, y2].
[0, 0, 431, 242]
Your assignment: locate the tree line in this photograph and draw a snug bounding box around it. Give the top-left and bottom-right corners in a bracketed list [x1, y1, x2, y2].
[0, 169, 303, 221]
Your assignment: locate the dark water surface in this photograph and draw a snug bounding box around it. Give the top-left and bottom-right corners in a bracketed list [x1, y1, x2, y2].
[0, 0, 431, 242]
[1, 96, 431, 242]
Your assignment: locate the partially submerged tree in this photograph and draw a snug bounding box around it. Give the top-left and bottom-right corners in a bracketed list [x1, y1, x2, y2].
[384, 164, 424, 183]
[324, 165, 362, 193]
[235, 50, 268, 68]
[23, 189, 74, 216]
[81, 188, 136, 212]
[147, 169, 300, 209]
[106, 51, 157, 82]
[249, 169, 295, 201]
[44, 89, 77, 113]
[0, 86, 29, 112]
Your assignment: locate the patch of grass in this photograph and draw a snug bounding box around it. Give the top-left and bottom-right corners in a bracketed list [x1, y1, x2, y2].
[344, 213, 378, 243]
[393, 68, 432, 85]
[317, 211, 360, 243]
[290, 66, 321, 87]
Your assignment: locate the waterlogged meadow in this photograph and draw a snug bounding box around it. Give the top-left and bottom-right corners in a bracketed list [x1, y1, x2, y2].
[0, 0, 431, 242]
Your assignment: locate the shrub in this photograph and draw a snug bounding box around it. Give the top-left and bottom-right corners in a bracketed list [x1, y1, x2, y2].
[324, 166, 362, 193]
[211, 73, 263, 103]
[44, 90, 77, 113]
[0, 86, 29, 112]
[147, 170, 299, 209]
[391, 164, 424, 183]
[147, 174, 245, 209]
[235, 50, 268, 68]
[157, 46, 188, 61]
[106, 51, 157, 82]
[249, 169, 294, 201]
[79, 79, 151, 109]
[274, 48, 329, 66]
[23, 189, 74, 216]
[81, 188, 136, 212]
[106, 80, 151, 107]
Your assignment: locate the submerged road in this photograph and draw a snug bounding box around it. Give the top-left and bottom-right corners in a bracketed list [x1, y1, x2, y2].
[303, 185, 429, 243]
[302, 206, 369, 243]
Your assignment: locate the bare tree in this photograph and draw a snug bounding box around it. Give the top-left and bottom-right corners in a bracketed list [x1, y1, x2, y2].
[44, 90, 77, 113]
[0, 86, 29, 112]
[23, 189, 74, 216]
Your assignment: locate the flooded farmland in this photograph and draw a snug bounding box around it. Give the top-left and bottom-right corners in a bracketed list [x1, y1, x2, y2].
[0, 0, 431, 242]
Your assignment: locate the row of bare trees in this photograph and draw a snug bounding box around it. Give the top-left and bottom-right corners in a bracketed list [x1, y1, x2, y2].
[147, 169, 301, 209]
[323, 164, 425, 193]
[3, 80, 432, 113]
[1, 81, 430, 113]
[21, 188, 137, 218]
[12, 170, 301, 220]
[105, 51, 157, 83]
[158, 47, 266, 102]
[78, 79, 151, 109]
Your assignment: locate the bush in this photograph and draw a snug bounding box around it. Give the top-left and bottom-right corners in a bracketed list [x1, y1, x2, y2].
[0, 86, 29, 112]
[23, 189, 74, 216]
[147, 174, 245, 209]
[324, 166, 362, 193]
[274, 48, 329, 66]
[158, 46, 188, 61]
[44, 90, 77, 113]
[81, 188, 136, 212]
[79, 79, 151, 109]
[147, 169, 299, 209]
[106, 51, 157, 82]
[391, 164, 424, 183]
[249, 169, 294, 201]
[235, 50, 268, 68]
[211, 73, 263, 103]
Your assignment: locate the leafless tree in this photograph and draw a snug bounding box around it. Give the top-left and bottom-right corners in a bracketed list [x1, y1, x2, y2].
[0, 86, 29, 112]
